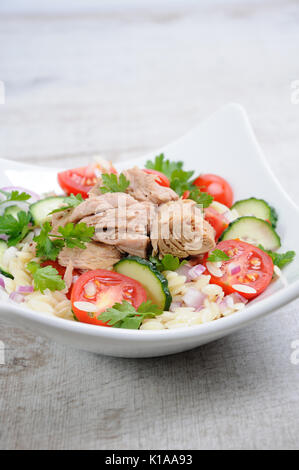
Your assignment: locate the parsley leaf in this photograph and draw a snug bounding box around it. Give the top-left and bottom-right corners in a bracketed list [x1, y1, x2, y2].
[58, 223, 95, 249]
[207, 249, 230, 262]
[50, 193, 83, 214]
[145, 154, 183, 180]
[27, 261, 66, 293]
[0, 189, 31, 204]
[34, 222, 64, 260]
[187, 188, 214, 208]
[98, 300, 163, 329]
[145, 153, 213, 208]
[150, 254, 187, 272]
[0, 210, 32, 246]
[100, 173, 130, 193]
[34, 222, 95, 261]
[258, 245, 296, 269]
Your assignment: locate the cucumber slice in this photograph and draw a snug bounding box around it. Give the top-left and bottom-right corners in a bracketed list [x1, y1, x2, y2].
[0, 240, 14, 279]
[232, 198, 278, 228]
[114, 256, 172, 310]
[4, 205, 22, 219]
[30, 196, 65, 226]
[220, 216, 281, 251]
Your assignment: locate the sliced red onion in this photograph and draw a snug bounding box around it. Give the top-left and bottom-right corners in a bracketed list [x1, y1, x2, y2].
[1, 186, 40, 203]
[219, 295, 234, 313]
[183, 288, 206, 309]
[0, 276, 5, 289]
[229, 263, 241, 275]
[9, 292, 25, 303]
[188, 264, 206, 280]
[17, 285, 34, 294]
[0, 234, 8, 241]
[169, 301, 182, 312]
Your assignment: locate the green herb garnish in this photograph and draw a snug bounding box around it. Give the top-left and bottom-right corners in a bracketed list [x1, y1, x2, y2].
[207, 249, 230, 262]
[50, 193, 83, 214]
[27, 261, 66, 293]
[258, 245, 295, 269]
[98, 300, 163, 329]
[100, 173, 130, 194]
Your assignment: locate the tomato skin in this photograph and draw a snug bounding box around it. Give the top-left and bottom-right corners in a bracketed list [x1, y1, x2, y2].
[143, 169, 170, 187]
[40, 260, 79, 300]
[204, 240, 274, 300]
[71, 269, 147, 326]
[58, 164, 117, 199]
[182, 190, 190, 199]
[204, 207, 229, 240]
[193, 174, 234, 207]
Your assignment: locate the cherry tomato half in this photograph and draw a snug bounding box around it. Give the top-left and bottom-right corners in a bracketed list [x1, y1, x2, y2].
[193, 174, 234, 207]
[204, 240, 274, 300]
[40, 260, 79, 300]
[58, 164, 117, 199]
[71, 269, 147, 326]
[204, 207, 229, 241]
[143, 169, 170, 187]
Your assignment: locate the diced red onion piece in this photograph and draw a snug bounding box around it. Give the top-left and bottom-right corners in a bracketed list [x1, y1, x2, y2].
[0, 234, 8, 241]
[176, 263, 192, 278]
[229, 263, 241, 275]
[17, 285, 34, 293]
[188, 264, 206, 280]
[169, 301, 182, 312]
[183, 288, 206, 309]
[9, 292, 25, 303]
[0, 276, 5, 289]
[230, 292, 248, 304]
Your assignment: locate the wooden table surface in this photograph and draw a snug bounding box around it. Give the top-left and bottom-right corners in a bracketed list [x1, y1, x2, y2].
[1, 0, 299, 450]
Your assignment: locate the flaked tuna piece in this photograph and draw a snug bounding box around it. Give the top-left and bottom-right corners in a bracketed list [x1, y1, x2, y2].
[80, 201, 152, 258]
[123, 167, 179, 205]
[151, 199, 216, 258]
[88, 177, 103, 198]
[52, 209, 73, 232]
[58, 242, 121, 271]
[67, 192, 137, 224]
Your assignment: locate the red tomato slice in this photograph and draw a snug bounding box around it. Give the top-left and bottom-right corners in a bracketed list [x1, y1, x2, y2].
[58, 164, 117, 199]
[143, 169, 170, 187]
[182, 190, 190, 199]
[71, 269, 147, 326]
[40, 260, 79, 300]
[204, 207, 229, 240]
[193, 174, 234, 207]
[204, 240, 274, 300]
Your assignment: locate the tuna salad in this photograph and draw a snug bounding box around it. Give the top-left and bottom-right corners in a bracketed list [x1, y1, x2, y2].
[0, 155, 295, 330]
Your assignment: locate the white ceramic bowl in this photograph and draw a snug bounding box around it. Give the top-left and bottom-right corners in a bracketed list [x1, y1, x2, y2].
[1, 103, 299, 358]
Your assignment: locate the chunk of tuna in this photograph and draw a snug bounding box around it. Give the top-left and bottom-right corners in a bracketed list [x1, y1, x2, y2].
[58, 242, 121, 271]
[151, 199, 216, 258]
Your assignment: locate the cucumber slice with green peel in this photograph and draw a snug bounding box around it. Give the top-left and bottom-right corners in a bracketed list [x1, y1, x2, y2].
[30, 196, 66, 226]
[0, 240, 14, 279]
[4, 205, 23, 219]
[114, 256, 172, 310]
[219, 216, 281, 251]
[232, 198, 278, 228]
